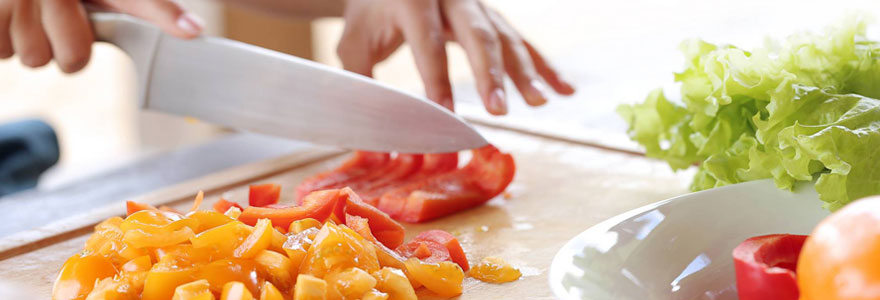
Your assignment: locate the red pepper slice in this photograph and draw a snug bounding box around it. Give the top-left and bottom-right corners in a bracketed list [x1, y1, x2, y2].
[295, 151, 390, 202]
[733, 234, 807, 300]
[378, 145, 515, 222]
[338, 188, 405, 249]
[360, 153, 458, 206]
[127, 201, 159, 216]
[397, 239, 451, 264]
[213, 198, 243, 213]
[248, 183, 281, 207]
[411, 230, 469, 271]
[239, 189, 342, 229]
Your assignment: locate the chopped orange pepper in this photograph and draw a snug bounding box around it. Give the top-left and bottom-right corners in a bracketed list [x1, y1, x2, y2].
[142, 255, 198, 300]
[84, 277, 137, 300]
[372, 267, 416, 300]
[52, 254, 118, 300]
[172, 279, 214, 300]
[190, 191, 205, 213]
[288, 218, 322, 234]
[325, 267, 377, 300]
[258, 282, 284, 300]
[221, 281, 254, 300]
[124, 227, 195, 248]
[299, 222, 380, 278]
[188, 211, 235, 233]
[468, 256, 521, 283]
[127, 201, 160, 216]
[190, 221, 253, 257]
[293, 274, 326, 300]
[404, 258, 464, 297]
[197, 259, 259, 295]
[234, 219, 273, 258]
[253, 250, 294, 292]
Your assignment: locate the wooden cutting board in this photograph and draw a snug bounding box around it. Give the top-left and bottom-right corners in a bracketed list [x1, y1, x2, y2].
[0, 126, 694, 299]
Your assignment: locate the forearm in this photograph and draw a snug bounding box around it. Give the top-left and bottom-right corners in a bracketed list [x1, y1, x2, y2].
[218, 0, 346, 18]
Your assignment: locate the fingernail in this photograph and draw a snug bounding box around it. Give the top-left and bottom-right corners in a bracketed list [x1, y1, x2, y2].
[559, 76, 576, 94]
[527, 80, 548, 106]
[176, 13, 204, 36]
[489, 88, 507, 115]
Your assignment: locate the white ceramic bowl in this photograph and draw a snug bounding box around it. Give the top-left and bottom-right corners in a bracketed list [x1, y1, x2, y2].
[549, 179, 829, 300]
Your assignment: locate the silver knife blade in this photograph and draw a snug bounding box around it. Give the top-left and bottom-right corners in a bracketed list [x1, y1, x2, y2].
[92, 13, 488, 153]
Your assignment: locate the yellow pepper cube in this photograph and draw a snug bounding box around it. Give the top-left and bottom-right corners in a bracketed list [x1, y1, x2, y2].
[293, 274, 326, 300]
[172, 279, 214, 300]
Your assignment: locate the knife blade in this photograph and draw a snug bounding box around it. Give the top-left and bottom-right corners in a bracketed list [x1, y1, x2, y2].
[90, 13, 488, 153]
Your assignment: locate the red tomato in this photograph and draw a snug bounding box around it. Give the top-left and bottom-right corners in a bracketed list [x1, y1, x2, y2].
[379, 145, 515, 222]
[733, 234, 806, 300]
[248, 183, 281, 207]
[213, 198, 243, 213]
[295, 151, 390, 202]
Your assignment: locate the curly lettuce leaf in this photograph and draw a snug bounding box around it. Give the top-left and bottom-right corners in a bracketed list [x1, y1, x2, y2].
[620, 18, 880, 210]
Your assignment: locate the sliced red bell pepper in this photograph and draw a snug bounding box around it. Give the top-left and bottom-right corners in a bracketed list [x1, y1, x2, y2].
[344, 154, 424, 206]
[344, 214, 378, 243]
[248, 184, 281, 207]
[378, 145, 515, 222]
[295, 151, 390, 202]
[213, 198, 243, 213]
[338, 188, 406, 249]
[239, 189, 342, 229]
[411, 230, 469, 271]
[360, 153, 458, 206]
[733, 234, 807, 300]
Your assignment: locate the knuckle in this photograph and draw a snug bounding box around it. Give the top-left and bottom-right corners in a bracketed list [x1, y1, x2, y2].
[470, 26, 499, 47]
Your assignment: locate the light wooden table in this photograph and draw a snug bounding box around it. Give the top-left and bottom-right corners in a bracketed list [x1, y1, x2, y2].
[0, 125, 693, 299]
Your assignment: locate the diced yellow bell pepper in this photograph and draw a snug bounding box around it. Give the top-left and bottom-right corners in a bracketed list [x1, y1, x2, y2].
[84, 277, 137, 300]
[124, 227, 195, 248]
[119, 255, 152, 293]
[234, 219, 273, 258]
[258, 282, 285, 300]
[288, 218, 322, 234]
[253, 250, 294, 292]
[467, 256, 522, 283]
[221, 281, 254, 300]
[188, 211, 236, 233]
[325, 267, 377, 300]
[362, 290, 389, 300]
[299, 223, 380, 278]
[172, 279, 214, 300]
[142, 255, 198, 300]
[293, 274, 326, 300]
[52, 254, 119, 300]
[403, 258, 464, 298]
[372, 267, 416, 300]
[190, 221, 253, 257]
[197, 258, 260, 295]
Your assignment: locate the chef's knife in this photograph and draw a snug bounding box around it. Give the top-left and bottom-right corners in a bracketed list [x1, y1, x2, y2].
[90, 13, 488, 153]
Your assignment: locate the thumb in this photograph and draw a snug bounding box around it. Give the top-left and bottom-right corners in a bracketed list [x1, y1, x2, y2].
[105, 0, 203, 39]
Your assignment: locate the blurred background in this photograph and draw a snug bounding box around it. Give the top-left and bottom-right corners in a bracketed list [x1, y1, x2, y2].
[3, 0, 880, 192]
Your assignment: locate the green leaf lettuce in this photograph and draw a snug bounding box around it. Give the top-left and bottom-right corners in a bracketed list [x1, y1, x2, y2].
[619, 18, 880, 210]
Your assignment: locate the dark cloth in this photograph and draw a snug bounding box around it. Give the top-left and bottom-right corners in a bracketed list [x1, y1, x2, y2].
[0, 119, 59, 196]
